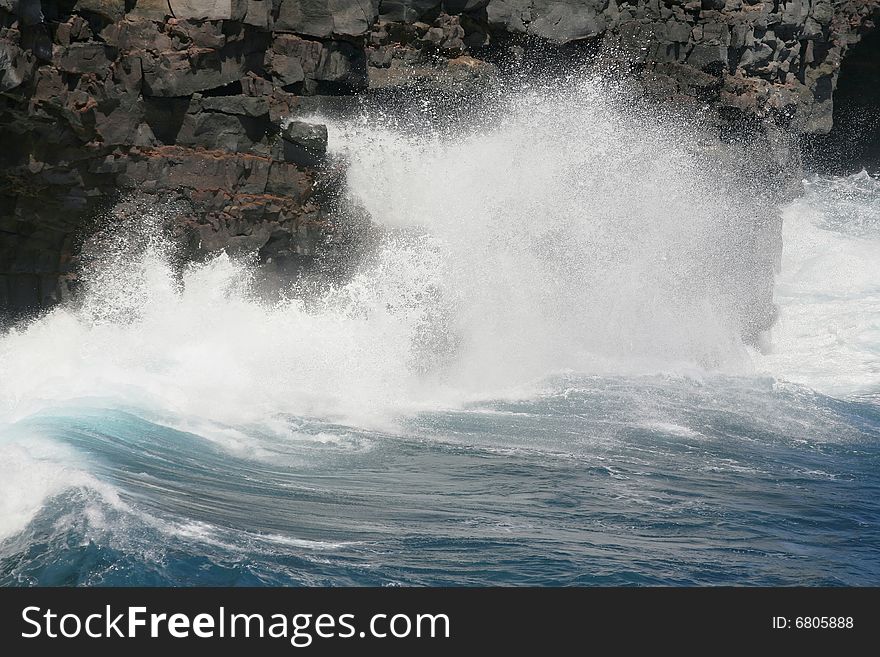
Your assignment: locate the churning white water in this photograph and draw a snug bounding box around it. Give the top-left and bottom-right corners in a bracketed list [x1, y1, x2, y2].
[758, 172, 880, 399]
[1, 75, 879, 586]
[0, 77, 874, 431]
[329, 77, 777, 385]
[0, 77, 783, 430]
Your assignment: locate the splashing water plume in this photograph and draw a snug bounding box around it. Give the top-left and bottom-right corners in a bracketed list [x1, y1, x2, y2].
[0, 77, 782, 430]
[330, 77, 781, 385]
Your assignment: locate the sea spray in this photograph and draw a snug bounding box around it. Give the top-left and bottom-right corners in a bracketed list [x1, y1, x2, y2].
[327, 75, 782, 383]
[0, 75, 787, 429]
[757, 172, 880, 398]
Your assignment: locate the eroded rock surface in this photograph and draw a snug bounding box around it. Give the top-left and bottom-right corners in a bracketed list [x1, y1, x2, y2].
[1, 0, 877, 317]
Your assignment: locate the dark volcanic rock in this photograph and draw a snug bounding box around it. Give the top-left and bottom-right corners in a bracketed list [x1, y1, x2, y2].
[1, 0, 879, 320]
[73, 0, 127, 22]
[0, 40, 35, 91]
[281, 121, 329, 166]
[275, 0, 379, 37]
[266, 33, 368, 92]
[378, 0, 442, 22]
[486, 0, 608, 42]
[57, 42, 115, 74]
[140, 40, 268, 97]
[201, 94, 271, 117]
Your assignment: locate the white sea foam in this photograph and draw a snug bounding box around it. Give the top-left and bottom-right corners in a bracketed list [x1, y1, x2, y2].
[0, 436, 119, 541]
[757, 172, 880, 398]
[0, 76, 874, 447]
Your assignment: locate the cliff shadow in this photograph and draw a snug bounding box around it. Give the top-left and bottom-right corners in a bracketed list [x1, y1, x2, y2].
[803, 25, 880, 175]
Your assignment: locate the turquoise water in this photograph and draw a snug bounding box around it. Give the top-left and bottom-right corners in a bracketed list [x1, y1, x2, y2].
[0, 375, 877, 586]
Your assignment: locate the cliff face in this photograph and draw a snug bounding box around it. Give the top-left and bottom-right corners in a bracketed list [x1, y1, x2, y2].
[0, 0, 878, 318]
[486, 0, 877, 133]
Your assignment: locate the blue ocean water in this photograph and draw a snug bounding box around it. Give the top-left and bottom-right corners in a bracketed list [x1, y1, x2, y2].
[0, 374, 878, 586]
[1, 84, 879, 586]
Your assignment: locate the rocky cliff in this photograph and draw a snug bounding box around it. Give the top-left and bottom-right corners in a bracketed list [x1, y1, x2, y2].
[1, 0, 878, 318]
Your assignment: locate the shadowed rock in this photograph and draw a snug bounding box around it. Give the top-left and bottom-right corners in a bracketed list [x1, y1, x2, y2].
[282, 121, 329, 167]
[0, 0, 878, 319]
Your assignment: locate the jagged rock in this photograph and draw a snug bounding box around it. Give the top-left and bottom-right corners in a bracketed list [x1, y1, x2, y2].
[178, 111, 271, 152]
[201, 95, 270, 116]
[167, 19, 227, 48]
[170, 0, 249, 21]
[2, 0, 880, 319]
[95, 92, 146, 144]
[130, 0, 248, 21]
[281, 120, 328, 166]
[368, 52, 497, 93]
[275, 0, 379, 37]
[265, 33, 367, 91]
[686, 43, 727, 71]
[57, 43, 114, 74]
[486, 0, 608, 42]
[243, 0, 273, 27]
[811, 0, 833, 25]
[0, 41, 35, 91]
[739, 43, 774, 71]
[127, 0, 171, 20]
[100, 17, 175, 51]
[73, 0, 127, 22]
[117, 147, 276, 194]
[315, 41, 368, 88]
[369, 46, 394, 67]
[240, 72, 274, 96]
[266, 160, 315, 198]
[266, 33, 313, 85]
[140, 42, 263, 96]
[417, 14, 465, 54]
[378, 0, 442, 23]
